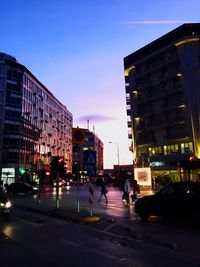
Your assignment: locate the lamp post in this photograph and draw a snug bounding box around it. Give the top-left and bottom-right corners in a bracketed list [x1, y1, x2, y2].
[109, 142, 120, 165]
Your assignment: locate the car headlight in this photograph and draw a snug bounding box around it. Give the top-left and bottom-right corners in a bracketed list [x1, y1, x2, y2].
[5, 201, 11, 208]
[0, 202, 4, 207]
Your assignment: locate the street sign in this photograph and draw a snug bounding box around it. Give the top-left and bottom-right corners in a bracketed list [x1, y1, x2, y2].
[85, 151, 96, 178]
[72, 128, 87, 145]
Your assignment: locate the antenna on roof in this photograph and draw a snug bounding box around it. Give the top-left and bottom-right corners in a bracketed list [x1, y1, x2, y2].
[87, 119, 89, 130]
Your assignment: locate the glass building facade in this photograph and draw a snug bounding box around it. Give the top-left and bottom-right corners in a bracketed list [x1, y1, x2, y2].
[0, 52, 73, 185]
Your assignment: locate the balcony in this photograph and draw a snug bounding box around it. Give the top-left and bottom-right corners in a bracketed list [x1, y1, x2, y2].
[172, 114, 186, 124]
[136, 136, 155, 146]
[147, 118, 168, 129]
[138, 106, 153, 117]
[164, 132, 189, 141]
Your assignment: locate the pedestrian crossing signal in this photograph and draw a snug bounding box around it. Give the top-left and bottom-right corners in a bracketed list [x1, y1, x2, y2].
[19, 167, 26, 175]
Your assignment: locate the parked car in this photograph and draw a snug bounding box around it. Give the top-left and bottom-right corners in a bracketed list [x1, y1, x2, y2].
[135, 182, 200, 222]
[7, 182, 38, 195]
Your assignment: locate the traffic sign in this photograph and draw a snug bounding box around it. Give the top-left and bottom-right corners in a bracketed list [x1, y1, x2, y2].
[72, 128, 87, 145]
[85, 151, 96, 178]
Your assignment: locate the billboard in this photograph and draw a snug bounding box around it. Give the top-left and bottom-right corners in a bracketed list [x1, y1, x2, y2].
[134, 167, 151, 186]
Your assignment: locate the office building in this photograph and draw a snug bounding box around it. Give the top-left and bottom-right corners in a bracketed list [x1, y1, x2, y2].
[124, 23, 200, 181]
[0, 52, 72, 185]
[72, 128, 104, 178]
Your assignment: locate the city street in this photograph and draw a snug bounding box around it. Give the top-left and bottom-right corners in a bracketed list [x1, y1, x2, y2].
[0, 185, 200, 267]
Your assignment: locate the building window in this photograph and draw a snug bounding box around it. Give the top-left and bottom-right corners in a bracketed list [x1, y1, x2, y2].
[180, 142, 194, 154]
[0, 77, 4, 89]
[0, 64, 4, 75]
[164, 146, 167, 155]
[148, 146, 162, 156]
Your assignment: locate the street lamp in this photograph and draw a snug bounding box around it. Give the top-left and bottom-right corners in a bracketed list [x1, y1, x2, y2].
[109, 142, 120, 165]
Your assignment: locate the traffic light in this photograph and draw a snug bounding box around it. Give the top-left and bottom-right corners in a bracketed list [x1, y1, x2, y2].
[180, 155, 200, 169]
[50, 156, 66, 177]
[72, 161, 79, 177]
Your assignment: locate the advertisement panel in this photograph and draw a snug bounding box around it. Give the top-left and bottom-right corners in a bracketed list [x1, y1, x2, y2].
[1, 168, 15, 186]
[134, 167, 151, 186]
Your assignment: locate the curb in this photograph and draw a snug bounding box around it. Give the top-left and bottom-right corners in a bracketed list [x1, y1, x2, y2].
[74, 216, 102, 223]
[15, 204, 102, 223]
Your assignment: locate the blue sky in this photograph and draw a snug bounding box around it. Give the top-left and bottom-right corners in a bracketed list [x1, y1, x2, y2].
[1, 0, 200, 168]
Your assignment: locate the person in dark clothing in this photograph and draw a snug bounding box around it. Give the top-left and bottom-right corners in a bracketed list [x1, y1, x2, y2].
[122, 177, 131, 206]
[132, 179, 140, 201]
[98, 179, 108, 204]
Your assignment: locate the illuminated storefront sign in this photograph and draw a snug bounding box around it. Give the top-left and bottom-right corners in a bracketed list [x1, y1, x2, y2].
[1, 168, 15, 185]
[150, 161, 165, 167]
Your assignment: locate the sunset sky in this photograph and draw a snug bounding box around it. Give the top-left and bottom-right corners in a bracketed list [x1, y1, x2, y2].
[1, 0, 200, 168]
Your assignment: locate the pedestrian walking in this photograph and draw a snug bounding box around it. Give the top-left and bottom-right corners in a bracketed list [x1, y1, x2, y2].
[98, 179, 108, 204]
[131, 179, 140, 201]
[122, 177, 131, 207]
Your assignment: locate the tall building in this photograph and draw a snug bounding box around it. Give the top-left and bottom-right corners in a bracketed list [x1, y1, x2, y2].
[72, 128, 104, 179]
[0, 52, 73, 185]
[124, 23, 200, 181]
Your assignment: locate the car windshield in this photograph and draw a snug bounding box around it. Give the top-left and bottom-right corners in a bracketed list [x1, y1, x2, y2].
[158, 184, 176, 195]
[158, 183, 200, 196]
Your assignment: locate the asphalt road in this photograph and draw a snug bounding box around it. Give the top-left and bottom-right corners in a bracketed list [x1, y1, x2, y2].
[0, 207, 200, 267]
[0, 185, 200, 267]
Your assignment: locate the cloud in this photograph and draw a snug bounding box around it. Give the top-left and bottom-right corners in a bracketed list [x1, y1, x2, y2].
[120, 20, 192, 25]
[76, 114, 116, 124]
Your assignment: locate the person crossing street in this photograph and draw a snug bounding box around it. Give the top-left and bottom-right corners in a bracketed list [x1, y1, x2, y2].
[98, 179, 108, 204]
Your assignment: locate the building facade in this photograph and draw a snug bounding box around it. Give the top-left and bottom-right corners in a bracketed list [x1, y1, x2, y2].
[124, 23, 200, 181]
[72, 128, 104, 179]
[0, 52, 73, 185]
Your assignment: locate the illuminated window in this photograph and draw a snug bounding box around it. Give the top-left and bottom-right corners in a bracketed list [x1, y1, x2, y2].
[164, 146, 167, 155]
[181, 143, 184, 153]
[180, 142, 194, 154]
[175, 144, 178, 152]
[189, 142, 194, 152]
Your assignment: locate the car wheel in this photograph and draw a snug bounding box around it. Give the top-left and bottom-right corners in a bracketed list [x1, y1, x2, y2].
[138, 205, 149, 221]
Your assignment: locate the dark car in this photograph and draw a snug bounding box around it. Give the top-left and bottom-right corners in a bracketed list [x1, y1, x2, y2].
[135, 182, 200, 221]
[7, 182, 38, 195]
